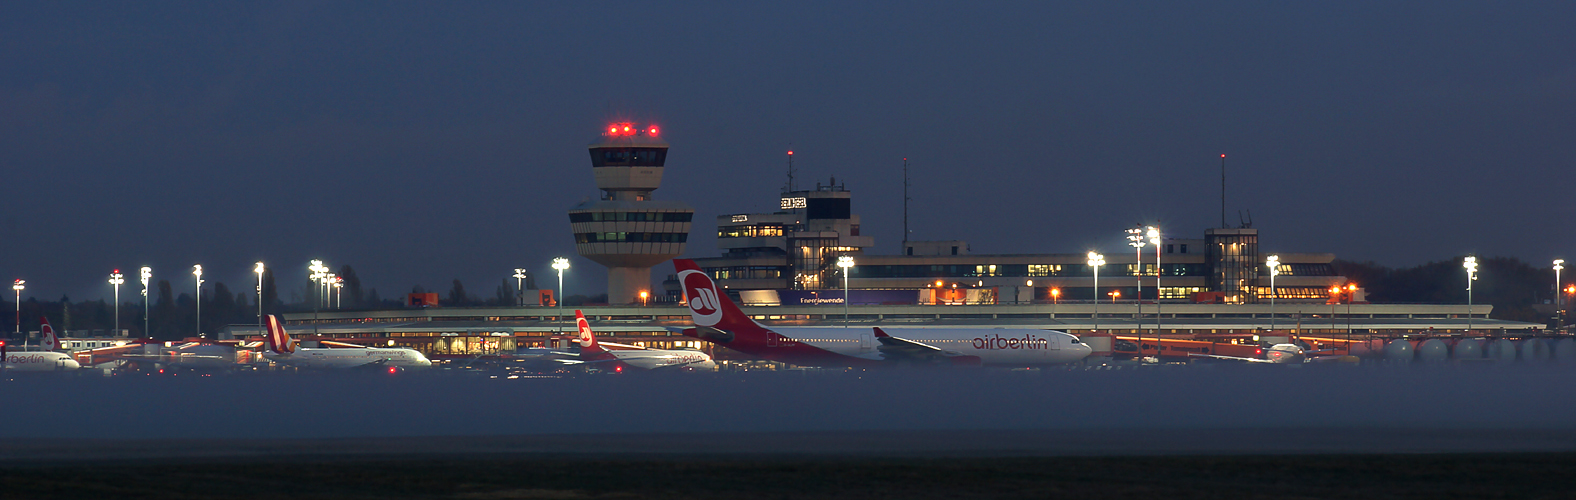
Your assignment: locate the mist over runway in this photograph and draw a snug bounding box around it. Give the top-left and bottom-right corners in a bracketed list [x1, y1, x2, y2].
[3, 365, 1575, 459]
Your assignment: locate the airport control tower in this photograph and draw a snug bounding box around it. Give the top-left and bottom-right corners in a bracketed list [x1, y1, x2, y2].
[568, 123, 694, 304]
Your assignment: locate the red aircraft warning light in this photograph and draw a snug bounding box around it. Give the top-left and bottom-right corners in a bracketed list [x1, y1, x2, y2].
[606, 123, 660, 137]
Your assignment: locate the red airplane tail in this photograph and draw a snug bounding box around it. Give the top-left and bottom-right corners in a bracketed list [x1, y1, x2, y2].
[39, 316, 58, 351]
[673, 259, 775, 345]
[262, 315, 295, 354]
[573, 310, 611, 360]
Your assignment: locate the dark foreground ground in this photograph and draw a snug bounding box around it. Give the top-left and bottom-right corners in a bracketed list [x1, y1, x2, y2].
[5, 452, 1576, 499]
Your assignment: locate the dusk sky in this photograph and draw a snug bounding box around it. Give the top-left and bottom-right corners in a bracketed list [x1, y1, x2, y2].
[3, 1, 1572, 302]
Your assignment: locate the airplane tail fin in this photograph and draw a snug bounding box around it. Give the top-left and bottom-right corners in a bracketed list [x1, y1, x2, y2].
[39, 316, 58, 351]
[574, 310, 608, 357]
[262, 315, 295, 354]
[673, 259, 773, 344]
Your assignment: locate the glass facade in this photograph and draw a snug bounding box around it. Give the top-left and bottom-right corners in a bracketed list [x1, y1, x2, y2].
[588, 147, 667, 167]
[569, 212, 693, 223]
[574, 232, 689, 243]
[1205, 229, 1259, 303]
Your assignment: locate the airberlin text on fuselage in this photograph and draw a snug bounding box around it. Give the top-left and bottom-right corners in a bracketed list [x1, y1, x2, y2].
[6, 351, 59, 364]
[972, 333, 1050, 350]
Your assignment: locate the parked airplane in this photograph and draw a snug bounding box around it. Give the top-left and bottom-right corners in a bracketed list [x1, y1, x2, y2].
[671, 259, 1091, 367]
[1, 317, 81, 372]
[570, 310, 715, 371]
[1190, 343, 1354, 364]
[262, 315, 432, 370]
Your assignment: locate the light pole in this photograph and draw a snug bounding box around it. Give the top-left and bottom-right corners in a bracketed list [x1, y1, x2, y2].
[1087, 252, 1104, 333]
[1126, 227, 1145, 349]
[1555, 259, 1564, 334]
[324, 273, 336, 309]
[1346, 281, 1359, 334]
[108, 270, 124, 337]
[13, 279, 23, 338]
[254, 262, 265, 332]
[512, 268, 528, 307]
[192, 265, 204, 337]
[837, 255, 855, 328]
[552, 257, 570, 334]
[1148, 226, 1162, 358]
[1266, 255, 1280, 333]
[333, 276, 343, 309]
[1464, 256, 1478, 332]
[140, 267, 151, 337]
[1330, 286, 1340, 333]
[309, 260, 328, 335]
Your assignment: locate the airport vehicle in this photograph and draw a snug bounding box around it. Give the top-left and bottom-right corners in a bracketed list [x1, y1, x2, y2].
[1, 317, 82, 371]
[672, 259, 1091, 367]
[262, 315, 432, 370]
[571, 310, 715, 371]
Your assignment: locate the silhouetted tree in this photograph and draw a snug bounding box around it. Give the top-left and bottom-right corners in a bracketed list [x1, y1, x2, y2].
[261, 269, 280, 316]
[447, 279, 470, 306]
[339, 265, 364, 308]
[153, 280, 176, 340]
[366, 288, 382, 307]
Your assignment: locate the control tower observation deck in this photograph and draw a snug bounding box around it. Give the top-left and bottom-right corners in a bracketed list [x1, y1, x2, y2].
[568, 123, 694, 304]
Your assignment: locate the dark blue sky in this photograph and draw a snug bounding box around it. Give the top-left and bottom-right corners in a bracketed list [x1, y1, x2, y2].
[3, 1, 1573, 301]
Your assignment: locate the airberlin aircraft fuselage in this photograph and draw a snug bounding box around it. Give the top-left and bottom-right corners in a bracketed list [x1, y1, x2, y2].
[674, 259, 1091, 367]
[686, 326, 1088, 367]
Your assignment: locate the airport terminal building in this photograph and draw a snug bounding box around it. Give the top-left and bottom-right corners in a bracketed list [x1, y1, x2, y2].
[256, 131, 1544, 363]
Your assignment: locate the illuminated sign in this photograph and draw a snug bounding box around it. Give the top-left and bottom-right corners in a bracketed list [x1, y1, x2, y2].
[780, 197, 807, 209]
[731, 215, 748, 223]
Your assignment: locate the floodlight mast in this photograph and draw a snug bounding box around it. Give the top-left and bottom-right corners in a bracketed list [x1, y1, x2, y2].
[108, 271, 124, 337]
[192, 265, 204, 337]
[1087, 252, 1105, 333]
[1555, 260, 1565, 334]
[13, 279, 24, 338]
[1266, 255, 1280, 333]
[1464, 256, 1478, 332]
[837, 255, 855, 328]
[1126, 228, 1145, 352]
[552, 257, 570, 334]
[140, 268, 151, 337]
[309, 260, 329, 335]
[512, 268, 528, 307]
[1148, 226, 1161, 360]
[254, 262, 265, 332]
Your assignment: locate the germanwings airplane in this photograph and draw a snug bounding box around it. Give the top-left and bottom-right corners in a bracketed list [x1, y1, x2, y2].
[672, 259, 1091, 367]
[262, 315, 432, 370]
[1, 317, 81, 372]
[571, 310, 715, 371]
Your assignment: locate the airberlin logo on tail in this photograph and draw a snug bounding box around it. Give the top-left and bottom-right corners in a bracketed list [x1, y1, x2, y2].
[972, 333, 1051, 350]
[576, 317, 594, 347]
[679, 269, 722, 327]
[40, 317, 57, 351]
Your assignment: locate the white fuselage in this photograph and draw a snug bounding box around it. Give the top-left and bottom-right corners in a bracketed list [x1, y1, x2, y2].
[604, 349, 716, 370]
[3, 351, 82, 371]
[265, 347, 432, 369]
[773, 327, 1090, 366]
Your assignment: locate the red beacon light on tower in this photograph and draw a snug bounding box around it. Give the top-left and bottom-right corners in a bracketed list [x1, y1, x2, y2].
[605, 123, 660, 137]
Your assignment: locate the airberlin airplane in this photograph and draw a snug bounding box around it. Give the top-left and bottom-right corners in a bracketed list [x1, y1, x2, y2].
[571, 310, 716, 371]
[672, 259, 1091, 367]
[2, 317, 82, 372]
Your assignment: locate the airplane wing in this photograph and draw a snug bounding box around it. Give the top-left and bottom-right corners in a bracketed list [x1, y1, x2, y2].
[1187, 353, 1278, 363]
[872, 328, 982, 366]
